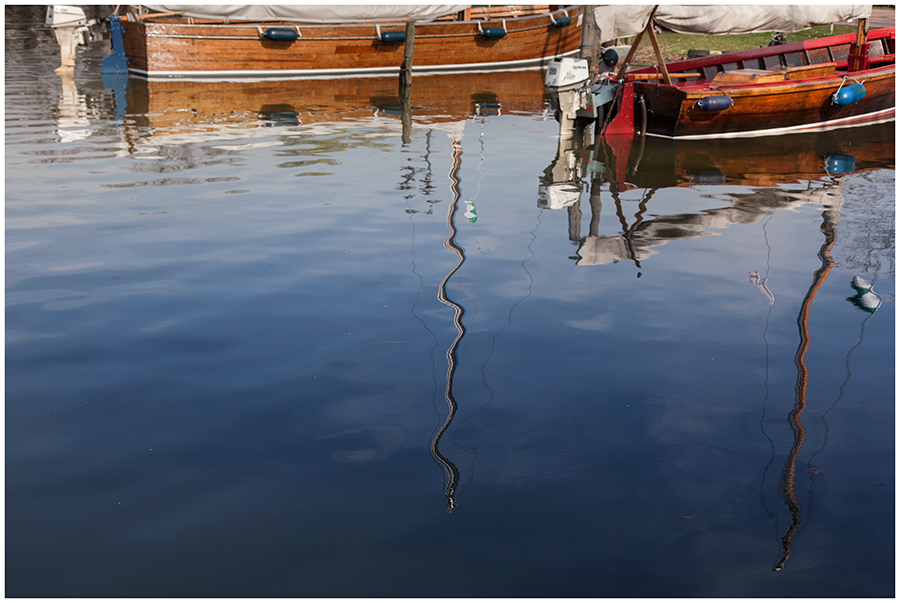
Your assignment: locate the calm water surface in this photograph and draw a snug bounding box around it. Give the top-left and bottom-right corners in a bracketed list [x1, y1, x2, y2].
[6, 8, 895, 597]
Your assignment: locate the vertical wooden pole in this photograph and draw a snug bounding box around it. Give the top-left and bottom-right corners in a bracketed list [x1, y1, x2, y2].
[645, 19, 671, 85]
[616, 5, 659, 80]
[848, 17, 869, 71]
[855, 17, 868, 46]
[579, 5, 598, 74]
[400, 20, 415, 87]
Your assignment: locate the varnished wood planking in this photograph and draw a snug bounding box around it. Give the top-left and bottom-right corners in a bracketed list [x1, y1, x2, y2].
[120, 7, 582, 74]
[618, 26, 895, 138]
[638, 66, 894, 137]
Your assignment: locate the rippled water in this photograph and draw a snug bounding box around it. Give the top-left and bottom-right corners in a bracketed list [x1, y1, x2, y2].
[6, 7, 895, 597]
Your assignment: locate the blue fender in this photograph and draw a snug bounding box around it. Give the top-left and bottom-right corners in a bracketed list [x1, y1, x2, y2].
[263, 28, 299, 42]
[833, 83, 866, 106]
[378, 30, 406, 43]
[480, 27, 506, 39]
[825, 154, 856, 174]
[696, 95, 733, 111]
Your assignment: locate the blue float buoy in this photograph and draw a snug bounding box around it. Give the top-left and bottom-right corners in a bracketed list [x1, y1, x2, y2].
[833, 83, 866, 106]
[825, 154, 856, 174]
[552, 16, 571, 28]
[480, 27, 507, 39]
[689, 169, 726, 184]
[696, 95, 733, 111]
[378, 30, 406, 43]
[264, 28, 298, 42]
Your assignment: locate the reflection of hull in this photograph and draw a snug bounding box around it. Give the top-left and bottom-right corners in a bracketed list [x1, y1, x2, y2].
[115, 6, 582, 78]
[576, 186, 847, 266]
[563, 123, 893, 267]
[609, 123, 895, 188]
[124, 69, 552, 132]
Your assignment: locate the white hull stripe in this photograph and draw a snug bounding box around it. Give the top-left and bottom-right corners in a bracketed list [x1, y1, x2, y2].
[648, 108, 896, 140]
[128, 49, 578, 80]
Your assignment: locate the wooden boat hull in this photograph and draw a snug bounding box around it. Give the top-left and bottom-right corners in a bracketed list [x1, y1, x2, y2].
[639, 65, 894, 139]
[116, 6, 583, 79]
[605, 27, 895, 139]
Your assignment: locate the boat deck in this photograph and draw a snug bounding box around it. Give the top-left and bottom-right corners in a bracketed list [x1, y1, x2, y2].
[630, 27, 895, 88]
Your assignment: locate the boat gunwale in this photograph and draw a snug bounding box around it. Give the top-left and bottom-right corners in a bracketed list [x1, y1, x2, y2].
[627, 27, 895, 78]
[130, 5, 582, 29]
[658, 62, 896, 96]
[142, 18, 576, 41]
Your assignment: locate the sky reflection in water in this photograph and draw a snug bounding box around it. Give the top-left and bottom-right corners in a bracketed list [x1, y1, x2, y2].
[5, 9, 895, 598]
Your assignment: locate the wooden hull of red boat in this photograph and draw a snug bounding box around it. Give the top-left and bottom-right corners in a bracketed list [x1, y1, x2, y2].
[615, 27, 896, 139]
[118, 6, 583, 79]
[638, 65, 894, 139]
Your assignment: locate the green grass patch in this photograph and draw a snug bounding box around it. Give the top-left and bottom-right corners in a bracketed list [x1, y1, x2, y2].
[631, 24, 858, 64]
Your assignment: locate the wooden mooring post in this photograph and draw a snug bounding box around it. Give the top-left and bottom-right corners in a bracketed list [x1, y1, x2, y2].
[400, 20, 415, 87]
[579, 5, 599, 74]
[399, 20, 415, 143]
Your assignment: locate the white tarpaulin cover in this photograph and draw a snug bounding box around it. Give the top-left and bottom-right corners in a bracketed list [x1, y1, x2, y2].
[593, 5, 873, 43]
[142, 5, 469, 23]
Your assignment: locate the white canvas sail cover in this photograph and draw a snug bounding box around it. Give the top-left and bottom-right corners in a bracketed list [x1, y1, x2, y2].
[593, 5, 873, 43]
[142, 5, 469, 23]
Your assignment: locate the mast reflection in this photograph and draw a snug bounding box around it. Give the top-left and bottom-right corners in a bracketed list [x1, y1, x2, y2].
[431, 139, 465, 511]
[773, 196, 841, 571]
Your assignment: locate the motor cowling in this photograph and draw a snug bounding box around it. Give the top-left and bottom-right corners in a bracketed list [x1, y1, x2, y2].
[544, 58, 590, 92]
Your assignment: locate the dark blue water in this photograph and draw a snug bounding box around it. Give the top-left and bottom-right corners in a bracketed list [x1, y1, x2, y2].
[6, 7, 895, 597]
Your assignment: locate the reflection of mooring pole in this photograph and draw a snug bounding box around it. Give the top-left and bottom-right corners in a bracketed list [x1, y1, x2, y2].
[400, 20, 416, 87]
[400, 85, 412, 145]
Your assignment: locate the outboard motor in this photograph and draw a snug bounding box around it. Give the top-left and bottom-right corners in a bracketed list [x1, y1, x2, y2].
[46, 6, 101, 71]
[544, 58, 591, 135]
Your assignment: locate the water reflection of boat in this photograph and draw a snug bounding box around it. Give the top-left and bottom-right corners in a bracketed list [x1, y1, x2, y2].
[537, 124, 894, 267]
[109, 69, 553, 162]
[119, 69, 553, 144]
[102, 5, 583, 79]
[604, 123, 896, 188]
